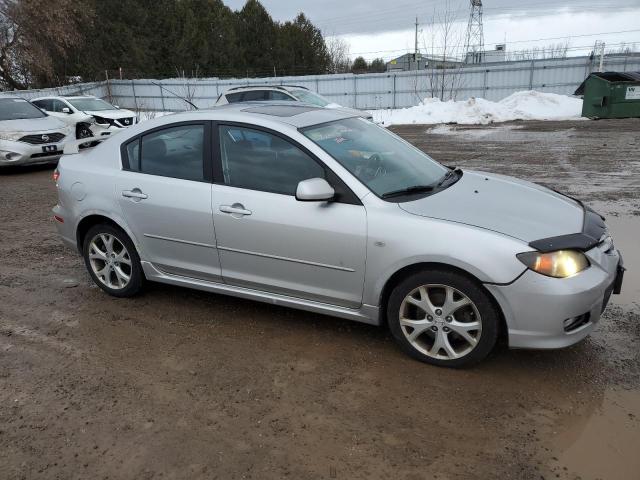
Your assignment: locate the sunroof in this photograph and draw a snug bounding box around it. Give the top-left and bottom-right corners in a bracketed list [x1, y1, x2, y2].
[242, 105, 318, 117]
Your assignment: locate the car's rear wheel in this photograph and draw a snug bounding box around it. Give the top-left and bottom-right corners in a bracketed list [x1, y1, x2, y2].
[387, 269, 499, 368]
[82, 224, 143, 297]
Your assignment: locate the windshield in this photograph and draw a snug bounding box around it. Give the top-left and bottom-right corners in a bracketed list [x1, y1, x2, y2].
[0, 98, 46, 121]
[302, 117, 448, 199]
[291, 90, 330, 107]
[68, 97, 115, 111]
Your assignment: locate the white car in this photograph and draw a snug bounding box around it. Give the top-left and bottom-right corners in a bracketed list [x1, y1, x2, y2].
[214, 85, 373, 121]
[0, 97, 73, 167]
[32, 96, 138, 139]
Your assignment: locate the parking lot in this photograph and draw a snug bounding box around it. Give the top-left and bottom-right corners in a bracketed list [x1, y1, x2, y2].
[1, 118, 639, 479]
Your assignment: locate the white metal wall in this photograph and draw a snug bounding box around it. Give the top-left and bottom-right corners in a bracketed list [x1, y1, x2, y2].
[0, 82, 106, 101]
[3, 54, 639, 111]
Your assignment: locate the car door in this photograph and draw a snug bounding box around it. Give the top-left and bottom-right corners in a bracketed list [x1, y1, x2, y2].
[45, 99, 75, 126]
[116, 121, 221, 281]
[212, 123, 367, 308]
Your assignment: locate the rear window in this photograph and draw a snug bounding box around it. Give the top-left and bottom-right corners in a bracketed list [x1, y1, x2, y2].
[0, 98, 47, 120]
[124, 124, 205, 181]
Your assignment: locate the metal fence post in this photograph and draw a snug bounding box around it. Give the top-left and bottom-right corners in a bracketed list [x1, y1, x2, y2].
[131, 79, 138, 111]
[159, 83, 165, 112]
[392, 74, 396, 109]
[353, 75, 357, 109]
[529, 60, 535, 90]
[483, 68, 488, 96]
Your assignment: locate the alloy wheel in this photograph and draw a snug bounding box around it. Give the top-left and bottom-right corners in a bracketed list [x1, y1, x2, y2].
[88, 233, 132, 290]
[399, 284, 482, 360]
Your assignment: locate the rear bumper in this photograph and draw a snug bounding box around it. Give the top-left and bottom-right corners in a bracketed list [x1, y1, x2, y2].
[52, 204, 78, 252]
[485, 246, 622, 349]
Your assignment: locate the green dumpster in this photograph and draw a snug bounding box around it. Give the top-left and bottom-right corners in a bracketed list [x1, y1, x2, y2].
[574, 71, 640, 119]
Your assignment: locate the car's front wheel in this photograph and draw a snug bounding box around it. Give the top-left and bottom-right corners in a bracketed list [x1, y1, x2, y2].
[76, 123, 94, 140]
[82, 224, 144, 297]
[387, 269, 499, 368]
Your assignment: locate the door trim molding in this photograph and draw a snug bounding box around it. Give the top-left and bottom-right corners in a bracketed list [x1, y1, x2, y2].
[143, 233, 216, 249]
[217, 245, 355, 272]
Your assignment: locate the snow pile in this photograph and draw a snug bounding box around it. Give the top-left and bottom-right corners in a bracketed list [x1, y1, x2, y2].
[370, 91, 583, 126]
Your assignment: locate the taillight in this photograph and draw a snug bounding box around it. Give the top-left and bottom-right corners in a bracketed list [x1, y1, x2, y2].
[53, 168, 60, 182]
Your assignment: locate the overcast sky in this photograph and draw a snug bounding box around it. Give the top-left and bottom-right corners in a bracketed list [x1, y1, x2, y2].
[223, 0, 640, 60]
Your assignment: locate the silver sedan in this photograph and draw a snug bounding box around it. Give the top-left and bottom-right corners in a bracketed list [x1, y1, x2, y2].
[52, 103, 624, 367]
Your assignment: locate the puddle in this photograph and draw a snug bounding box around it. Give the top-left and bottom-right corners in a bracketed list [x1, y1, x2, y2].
[427, 124, 524, 138]
[548, 389, 640, 480]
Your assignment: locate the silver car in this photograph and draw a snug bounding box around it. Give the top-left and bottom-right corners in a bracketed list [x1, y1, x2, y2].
[52, 103, 624, 367]
[0, 97, 73, 167]
[215, 85, 373, 121]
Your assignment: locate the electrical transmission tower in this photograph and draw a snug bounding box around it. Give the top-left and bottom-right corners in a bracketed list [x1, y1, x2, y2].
[464, 0, 485, 63]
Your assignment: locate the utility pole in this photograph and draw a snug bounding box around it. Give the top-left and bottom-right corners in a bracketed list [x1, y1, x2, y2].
[599, 41, 606, 72]
[414, 16, 419, 70]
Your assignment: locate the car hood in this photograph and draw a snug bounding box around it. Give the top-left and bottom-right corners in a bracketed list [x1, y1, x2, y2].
[82, 109, 135, 119]
[0, 116, 67, 133]
[399, 170, 584, 242]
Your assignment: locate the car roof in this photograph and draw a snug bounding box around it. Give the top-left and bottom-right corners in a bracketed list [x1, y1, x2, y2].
[222, 85, 308, 94]
[32, 95, 97, 101]
[164, 102, 359, 129]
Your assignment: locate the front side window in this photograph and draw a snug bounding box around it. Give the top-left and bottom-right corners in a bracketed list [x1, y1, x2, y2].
[268, 91, 295, 101]
[0, 98, 46, 120]
[219, 125, 324, 195]
[51, 99, 69, 113]
[125, 124, 204, 181]
[290, 90, 331, 107]
[225, 92, 243, 103]
[302, 117, 448, 199]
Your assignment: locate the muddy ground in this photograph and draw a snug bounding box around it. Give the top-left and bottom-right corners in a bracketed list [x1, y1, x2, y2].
[1, 119, 639, 480]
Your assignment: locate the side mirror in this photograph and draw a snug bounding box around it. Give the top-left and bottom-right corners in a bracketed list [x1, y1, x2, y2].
[295, 178, 335, 202]
[62, 107, 71, 114]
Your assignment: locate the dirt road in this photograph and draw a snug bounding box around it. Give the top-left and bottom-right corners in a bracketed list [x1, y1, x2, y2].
[1, 119, 639, 480]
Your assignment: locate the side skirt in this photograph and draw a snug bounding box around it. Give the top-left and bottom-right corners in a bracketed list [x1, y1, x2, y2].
[141, 261, 381, 326]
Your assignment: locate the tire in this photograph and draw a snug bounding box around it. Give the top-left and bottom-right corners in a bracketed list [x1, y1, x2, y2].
[82, 223, 144, 297]
[387, 269, 499, 368]
[76, 123, 94, 140]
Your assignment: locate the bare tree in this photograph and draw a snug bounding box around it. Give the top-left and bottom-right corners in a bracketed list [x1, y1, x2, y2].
[507, 42, 570, 61]
[0, 0, 91, 90]
[417, 1, 466, 102]
[325, 36, 351, 73]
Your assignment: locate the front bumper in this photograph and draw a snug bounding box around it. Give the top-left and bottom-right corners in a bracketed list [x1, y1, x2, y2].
[0, 138, 65, 166]
[485, 244, 623, 349]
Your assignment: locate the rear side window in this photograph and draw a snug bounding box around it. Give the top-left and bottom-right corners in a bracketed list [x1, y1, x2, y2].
[33, 99, 53, 111]
[241, 90, 268, 101]
[124, 124, 204, 181]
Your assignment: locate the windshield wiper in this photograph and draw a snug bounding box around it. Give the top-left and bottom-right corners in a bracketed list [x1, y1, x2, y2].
[381, 185, 435, 199]
[436, 167, 462, 188]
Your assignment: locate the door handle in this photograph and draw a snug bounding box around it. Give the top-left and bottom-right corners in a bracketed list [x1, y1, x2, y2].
[122, 188, 148, 200]
[219, 203, 252, 216]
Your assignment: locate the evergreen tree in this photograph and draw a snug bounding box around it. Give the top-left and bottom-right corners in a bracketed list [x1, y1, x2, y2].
[351, 56, 368, 74]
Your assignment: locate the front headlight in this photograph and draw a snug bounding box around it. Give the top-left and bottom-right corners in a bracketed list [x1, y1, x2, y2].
[517, 250, 590, 278]
[0, 131, 24, 141]
[93, 115, 110, 125]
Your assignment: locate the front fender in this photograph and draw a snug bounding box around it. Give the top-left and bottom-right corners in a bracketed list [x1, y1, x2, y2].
[362, 207, 529, 307]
